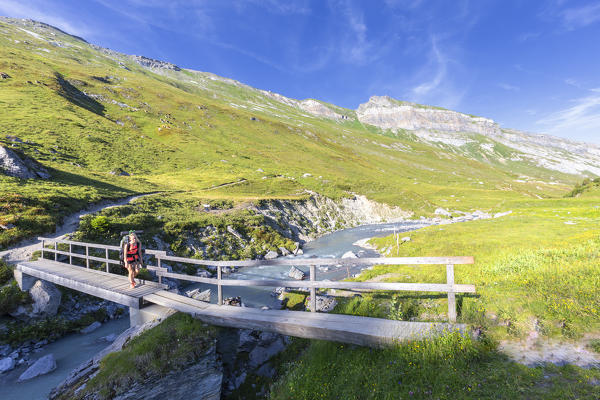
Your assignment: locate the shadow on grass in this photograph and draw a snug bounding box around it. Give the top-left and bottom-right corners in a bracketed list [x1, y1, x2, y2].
[55, 73, 105, 116]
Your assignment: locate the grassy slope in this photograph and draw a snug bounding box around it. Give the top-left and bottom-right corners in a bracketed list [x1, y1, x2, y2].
[0, 18, 575, 248]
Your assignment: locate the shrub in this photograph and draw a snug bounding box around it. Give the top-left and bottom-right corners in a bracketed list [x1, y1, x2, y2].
[0, 281, 30, 316]
[0, 261, 13, 285]
[91, 215, 110, 234]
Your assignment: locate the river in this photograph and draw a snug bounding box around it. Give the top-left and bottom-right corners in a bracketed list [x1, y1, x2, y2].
[0, 220, 433, 399]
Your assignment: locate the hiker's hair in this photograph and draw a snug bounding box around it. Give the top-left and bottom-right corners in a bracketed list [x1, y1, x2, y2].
[128, 232, 140, 244]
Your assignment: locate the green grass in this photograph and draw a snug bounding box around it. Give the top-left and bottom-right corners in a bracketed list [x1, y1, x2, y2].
[270, 334, 600, 400]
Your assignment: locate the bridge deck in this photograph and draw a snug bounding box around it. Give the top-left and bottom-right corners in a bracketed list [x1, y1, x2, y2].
[144, 290, 465, 347]
[16, 260, 165, 308]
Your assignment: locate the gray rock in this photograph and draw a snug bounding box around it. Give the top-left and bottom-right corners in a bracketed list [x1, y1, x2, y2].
[278, 246, 291, 256]
[185, 288, 211, 302]
[264, 250, 279, 260]
[29, 280, 61, 317]
[223, 296, 243, 307]
[248, 337, 285, 368]
[80, 321, 102, 334]
[256, 363, 276, 378]
[307, 295, 338, 312]
[0, 145, 36, 179]
[0, 223, 15, 230]
[98, 334, 117, 343]
[288, 266, 305, 280]
[401, 236, 411, 242]
[434, 208, 452, 217]
[18, 354, 56, 381]
[342, 251, 358, 259]
[195, 269, 212, 278]
[226, 225, 243, 240]
[238, 329, 259, 352]
[0, 344, 11, 357]
[0, 357, 15, 373]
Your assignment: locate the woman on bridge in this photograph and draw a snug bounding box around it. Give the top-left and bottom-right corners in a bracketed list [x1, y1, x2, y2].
[122, 231, 144, 288]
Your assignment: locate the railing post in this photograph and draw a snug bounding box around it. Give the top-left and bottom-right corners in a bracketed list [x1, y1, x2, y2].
[105, 248, 109, 273]
[447, 264, 456, 323]
[217, 266, 223, 306]
[41, 239, 44, 260]
[85, 246, 89, 269]
[69, 243, 72, 265]
[157, 257, 162, 284]
[310, 265, 317, 313]
[54, 241, 57, 261]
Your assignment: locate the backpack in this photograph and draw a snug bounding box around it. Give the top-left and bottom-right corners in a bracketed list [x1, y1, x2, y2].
[120, 237, 145, 267]
[119, 235, 128, 266]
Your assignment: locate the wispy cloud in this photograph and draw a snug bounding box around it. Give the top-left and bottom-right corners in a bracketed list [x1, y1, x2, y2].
[536, 89, 600, 139]
[234, 0, 311, 15]
[332, 0, 373, 65]
[560, 2, 600, 30]
[0, 0, 93, 37]
[412, 38, 447, 97]
[498, 83, 520, 91]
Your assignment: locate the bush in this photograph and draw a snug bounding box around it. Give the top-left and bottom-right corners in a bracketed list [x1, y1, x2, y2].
[0, 281, 30, 316]
[91, 215, 110, 233]
[0, 261, 13, 285]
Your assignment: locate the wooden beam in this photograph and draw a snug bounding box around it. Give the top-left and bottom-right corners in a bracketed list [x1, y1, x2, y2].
[154, 271, 476, 293]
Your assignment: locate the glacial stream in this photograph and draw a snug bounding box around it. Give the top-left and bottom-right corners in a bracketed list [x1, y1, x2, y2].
[1, 220, 433, 400]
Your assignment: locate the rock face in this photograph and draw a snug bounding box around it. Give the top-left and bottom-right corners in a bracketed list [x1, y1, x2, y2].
[298, 99, 344, 120]
[108, 347, 222, 400]
[357, 96, 500, 136]
[253, 192, 412, 243]
[131, 55, 181, 71]
[18, 354, 57, 381]
[264, 250, 279, 260]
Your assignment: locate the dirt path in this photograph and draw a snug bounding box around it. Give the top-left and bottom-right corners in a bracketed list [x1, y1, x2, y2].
[0, 193, 157, 264]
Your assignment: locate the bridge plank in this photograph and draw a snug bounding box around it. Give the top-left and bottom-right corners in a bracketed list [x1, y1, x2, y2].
[16, 261, 164, 308]
[143, 290, 465, 347]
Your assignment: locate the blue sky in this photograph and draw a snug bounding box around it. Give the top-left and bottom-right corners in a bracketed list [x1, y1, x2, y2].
[1, 0, 600, 144]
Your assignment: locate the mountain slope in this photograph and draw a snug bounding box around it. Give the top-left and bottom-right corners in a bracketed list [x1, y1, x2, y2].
[0, 17, 597, 247]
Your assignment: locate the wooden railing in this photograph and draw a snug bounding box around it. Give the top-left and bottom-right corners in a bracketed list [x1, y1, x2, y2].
[37, 237, 165, 273]
[37, 237, 475, 322]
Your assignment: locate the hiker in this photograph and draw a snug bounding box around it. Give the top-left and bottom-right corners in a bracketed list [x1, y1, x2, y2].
[121, 230, 144, 288]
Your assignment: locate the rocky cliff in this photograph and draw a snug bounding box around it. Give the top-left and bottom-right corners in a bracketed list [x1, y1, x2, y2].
[253, 192, 413, 244]
[356, 96, 500, 136]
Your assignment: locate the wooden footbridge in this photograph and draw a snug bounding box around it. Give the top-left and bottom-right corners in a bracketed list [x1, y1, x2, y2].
[14, 237, 476, 347]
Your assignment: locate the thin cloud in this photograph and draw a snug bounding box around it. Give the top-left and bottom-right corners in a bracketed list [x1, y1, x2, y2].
[0, 0, 93, 38]
[411, 38, 447, 96]
[560, 2, 600, 30]
[498, 83, 520, 91]
[235, 0, 311, 15]
[536, 89, 600, 139]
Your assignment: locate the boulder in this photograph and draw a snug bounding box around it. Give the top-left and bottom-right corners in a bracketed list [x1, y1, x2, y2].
[0, 145, 36, 179]
[248, 337, 285, 368]
[30, 280, 61, 317]
[195, 269, 212, 278]
[0, 72, 10, 79]
[223, 296, 242, 307]
[307, 295, 338, 312]
[0, 357, 15, 374]
[401, 236, 411, 242]
[238, 329, 259, 352]
[98, 333, 117, 343]
[288, 266, 305, 280]
[185, 288, 211, 302]
[18, 354, 56, 381]
[434, 208, 452, 217]
[278, 246, 291, 256]
[264, 250, 279, 260]
[342, 251, 358, 259]
[80, 321, 102, 334]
